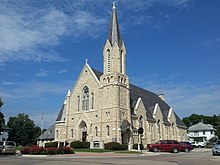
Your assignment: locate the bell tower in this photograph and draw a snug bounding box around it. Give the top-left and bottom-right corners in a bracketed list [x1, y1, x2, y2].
[103, 1, 126, 75]
[100, 1, 131, 144]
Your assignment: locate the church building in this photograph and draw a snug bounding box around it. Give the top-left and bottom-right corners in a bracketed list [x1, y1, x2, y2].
[53, 2, 187, 149]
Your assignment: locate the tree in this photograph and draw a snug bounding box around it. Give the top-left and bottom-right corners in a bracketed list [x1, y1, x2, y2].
[0, 97, 4, 133]
[0, 97, 3, 108]
[7, 113, 41, 146]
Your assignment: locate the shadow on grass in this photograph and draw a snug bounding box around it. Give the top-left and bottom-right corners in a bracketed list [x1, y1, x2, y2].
[74, 148, 140, 154]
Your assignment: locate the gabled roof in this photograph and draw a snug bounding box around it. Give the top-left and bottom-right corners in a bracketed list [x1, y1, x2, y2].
[92, 68, 103, 80]
[37, 124, 55, 141]
[188, 122, 215, 131]
[56, 104, 64, 121]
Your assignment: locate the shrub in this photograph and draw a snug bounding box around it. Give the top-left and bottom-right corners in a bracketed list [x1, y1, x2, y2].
[59, 146, 75, 154]
[70, 140, 83, 149]
[105, 142, 121, 150]
[133, 143, 144, 150]
[45, 142, 59, 148]
[120, 144, 128, 150]
[60, 141, 69, 147]
[82, 142, 90, 148]
[20, 146, 75, 155]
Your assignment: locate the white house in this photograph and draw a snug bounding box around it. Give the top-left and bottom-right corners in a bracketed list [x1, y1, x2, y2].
[0, 123, 10, 141]
[188, 122, 216, 146]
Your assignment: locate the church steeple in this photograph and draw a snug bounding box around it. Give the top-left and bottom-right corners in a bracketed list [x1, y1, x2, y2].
[103, 1, 127, 76]
[108, 1, 122, 48]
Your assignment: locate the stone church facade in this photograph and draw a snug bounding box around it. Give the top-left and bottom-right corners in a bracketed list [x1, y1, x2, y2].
[54, 3, 187, 149]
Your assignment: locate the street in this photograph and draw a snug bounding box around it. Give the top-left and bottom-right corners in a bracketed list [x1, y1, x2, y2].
[0, 149, 220, 165]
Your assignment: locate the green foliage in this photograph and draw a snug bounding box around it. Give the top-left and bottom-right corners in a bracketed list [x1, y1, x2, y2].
[20, 146, 75, 155]
[120, 144, 128, 150]
[82, 141, 90, 148]
[7, 113, 41, 146]
[105, 142, 121, 150]
[0, 97, 3, 108]
[133, 143, 144, 150]
[70, 140, 83, 149]
[45, 142, 59, 148]
[60, 141, 69, 147]
[0, 97, 4, 132]
[182, 114, 220, 138]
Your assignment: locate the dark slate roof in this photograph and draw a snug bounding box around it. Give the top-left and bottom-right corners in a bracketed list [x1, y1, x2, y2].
[56, 104, 64, 121]
[37, 124, 55, 140]
[130, 84, 170, 125]
[92, 68, 103, 80]
[108, 4, 122, 48]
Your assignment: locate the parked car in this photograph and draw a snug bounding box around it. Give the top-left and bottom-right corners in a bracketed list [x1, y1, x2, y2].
[191, 141, 206, 148]
[212, 140, 220, 156]
[0, 141, 16, 154]
[147, 140, 180, 153]
[179, 141, 193, 152]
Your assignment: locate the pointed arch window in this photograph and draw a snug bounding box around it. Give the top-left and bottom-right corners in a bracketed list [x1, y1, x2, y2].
[71, 129, 74, 138]
[157, 119, 161, 137]
[77, 95, 80, 111]
[107, 49, 111, 73]
[106, 125, 110, 136]
[139, 116, 143, 128]
[82, 86, 89, 111]
[120, 50, 123, 73]
[56, 130, 59, 139]
[91, 92, 94, 109]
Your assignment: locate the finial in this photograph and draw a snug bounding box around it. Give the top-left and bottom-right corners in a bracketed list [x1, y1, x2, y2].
[113, 0, 116, 9]
[67, 90, 71, 97]
[86, 58, 88, 64]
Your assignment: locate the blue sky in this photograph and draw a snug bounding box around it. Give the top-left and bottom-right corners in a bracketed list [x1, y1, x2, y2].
[0, 0, 220, 128]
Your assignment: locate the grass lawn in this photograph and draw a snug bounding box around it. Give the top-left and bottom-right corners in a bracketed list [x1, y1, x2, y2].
[74, 148, 140, 154]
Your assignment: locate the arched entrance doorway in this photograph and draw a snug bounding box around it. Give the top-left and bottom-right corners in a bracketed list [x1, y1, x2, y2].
[79, 121, 87, 142]
[121, 120, 131, 144]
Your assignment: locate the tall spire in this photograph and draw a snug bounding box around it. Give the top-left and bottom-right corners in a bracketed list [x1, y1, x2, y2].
[108, 0, 122, 47]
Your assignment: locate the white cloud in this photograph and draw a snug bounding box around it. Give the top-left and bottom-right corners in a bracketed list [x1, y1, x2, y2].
[0, 80, 72, 100]
[1, 81, 14, 86]
[0, 1, 107, 65]
[35, 70, 49, 77]
[203, 37, 220, 46]
[0, 0, 195, 65]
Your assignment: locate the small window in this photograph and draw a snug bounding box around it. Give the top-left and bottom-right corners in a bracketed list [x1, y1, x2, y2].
[91, 92, 94, 109]
[71, 129, 74, 138]
[56, 130, 59, 139]
[95, 127, 98, 136]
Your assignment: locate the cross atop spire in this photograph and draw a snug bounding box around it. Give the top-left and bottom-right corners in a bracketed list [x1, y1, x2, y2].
[113, 0, 116, 9]
[108, 0, 122, 47]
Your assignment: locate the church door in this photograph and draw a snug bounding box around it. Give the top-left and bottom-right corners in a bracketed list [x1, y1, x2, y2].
[122, 130, 130, 144]
[79, 121, 87, 142]
[82, 132, 87, 142]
